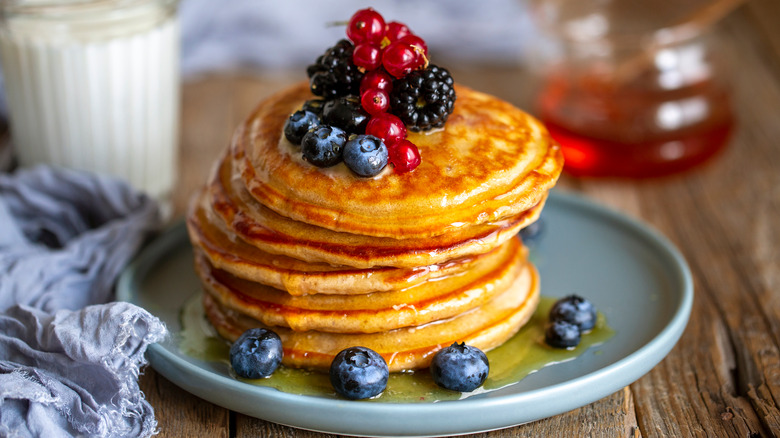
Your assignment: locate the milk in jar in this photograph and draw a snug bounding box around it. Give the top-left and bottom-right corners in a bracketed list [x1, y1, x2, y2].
[0, 0, 180, 204]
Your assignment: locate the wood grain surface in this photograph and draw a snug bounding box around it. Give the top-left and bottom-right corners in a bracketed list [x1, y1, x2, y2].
[139, 1, 780, 436]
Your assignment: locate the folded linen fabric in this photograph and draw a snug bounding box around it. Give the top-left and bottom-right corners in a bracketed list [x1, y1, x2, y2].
[0, 166, 167, 438]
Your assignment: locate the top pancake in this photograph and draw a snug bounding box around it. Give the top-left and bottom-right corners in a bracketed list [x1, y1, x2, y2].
[238, 82, 563, 239]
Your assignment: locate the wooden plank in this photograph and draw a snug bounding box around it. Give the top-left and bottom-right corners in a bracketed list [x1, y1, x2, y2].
[172, 78, 237, 217]
[138, 371, 230, 437]
[172, 73, 301, 218]
[577, 8, 780, 437]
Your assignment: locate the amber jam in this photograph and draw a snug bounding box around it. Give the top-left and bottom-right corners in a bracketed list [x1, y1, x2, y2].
[537, 71, 734, 178]
[180, 294, 615, 403]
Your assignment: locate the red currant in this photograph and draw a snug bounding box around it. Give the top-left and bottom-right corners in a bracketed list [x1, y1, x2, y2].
[399, 35, 428, 69]
[399, 35, 428, 57]
[389, 139, 421, 173]
[366, 113, 407, 145]
[361, 89, 389, 115]
[385, 21, 411, 42]
[352, 43, 382, 71]
[382, 41, 418, 78]
[360, 69, 393, 95]
[347, 8, 386, 44]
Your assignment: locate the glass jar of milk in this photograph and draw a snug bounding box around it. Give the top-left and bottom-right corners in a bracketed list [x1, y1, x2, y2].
[0, 0, 180, 207]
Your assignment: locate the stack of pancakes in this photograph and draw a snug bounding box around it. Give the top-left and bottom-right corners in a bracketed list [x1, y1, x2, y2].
[187, 82, 563, 372]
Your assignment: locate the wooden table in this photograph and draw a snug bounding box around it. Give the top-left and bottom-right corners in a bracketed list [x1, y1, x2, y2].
[140, 1, 780, 436]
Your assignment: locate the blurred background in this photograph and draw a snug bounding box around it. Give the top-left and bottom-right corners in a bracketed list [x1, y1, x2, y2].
[0, 0, 536, 113]
[0, 0, 540, 195]
[0, 0, 743, 195]
[177, 0, 535, 75]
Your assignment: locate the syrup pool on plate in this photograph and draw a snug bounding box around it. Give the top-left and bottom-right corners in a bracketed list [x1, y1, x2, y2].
[179, 294, 614, 403]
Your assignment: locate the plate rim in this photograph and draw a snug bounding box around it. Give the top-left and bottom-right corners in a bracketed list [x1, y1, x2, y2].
[118, 190, 693, 437]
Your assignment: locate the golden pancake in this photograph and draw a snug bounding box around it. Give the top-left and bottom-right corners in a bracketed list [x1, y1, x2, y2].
[195, 237, 526, 333]
[201, 142, 546, 269]
[203, 261, 539, 372]
[238, 82, 563, 239]
[187, 76, 561, 374]
[187, 199, 517, 295]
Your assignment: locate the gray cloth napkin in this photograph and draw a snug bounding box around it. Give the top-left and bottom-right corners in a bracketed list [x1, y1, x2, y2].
[0, 166, 167, 437]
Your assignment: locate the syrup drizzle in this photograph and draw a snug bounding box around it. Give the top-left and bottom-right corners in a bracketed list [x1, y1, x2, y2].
[179, 294, 614, 403]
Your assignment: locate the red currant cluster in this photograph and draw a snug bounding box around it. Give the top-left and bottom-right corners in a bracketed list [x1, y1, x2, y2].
[346, 8, 427, 173]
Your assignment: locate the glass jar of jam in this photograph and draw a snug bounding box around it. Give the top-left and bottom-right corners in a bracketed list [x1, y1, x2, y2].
[529, 0, 736, 178]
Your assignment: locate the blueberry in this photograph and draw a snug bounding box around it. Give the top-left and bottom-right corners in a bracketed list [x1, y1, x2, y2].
[549, 295, 597, 332]
[301, 125, 347, 167]
[429, 342, 489, 392]
[343, 135, 388, 177]
[545, 320, 581, 349]
[322, 96, 369, 134]
[329, 346, 388, 400]
[229, 328, 283, 379]
[302, 98, 326, 117]
[519, 217, 544, 245]
[284, 110, 320, 145]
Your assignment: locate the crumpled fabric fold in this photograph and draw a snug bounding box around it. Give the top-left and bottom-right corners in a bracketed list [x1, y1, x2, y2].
[0, 166, 167, 438]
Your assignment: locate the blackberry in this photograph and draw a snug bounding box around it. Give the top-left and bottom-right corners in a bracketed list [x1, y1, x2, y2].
[390, 65, 456, 132]
[302, 98, 326, 117]
[322, 96, 369, 134]
[307, 39, 364, 99]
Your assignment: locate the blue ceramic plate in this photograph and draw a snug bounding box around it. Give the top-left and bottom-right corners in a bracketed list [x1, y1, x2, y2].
[117, 190, 693, 437]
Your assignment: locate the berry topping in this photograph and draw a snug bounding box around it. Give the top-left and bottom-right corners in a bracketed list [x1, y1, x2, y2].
[229, 328, 283, 379]
[545, 320, 582, 349]
[302, 98, 326, 116]
[343, 135, 389, 177]
[390, 64, 456, 132]
[388, 139, 421, 173]
[284, 110, 320, 145]
[549, 295, 598, 332]
[382, 41, 420, 79]
[322, 96, 369, 134]
[301, 125, 347, 167]
[346, 8, 386, 45]
[352, 42, 383, 71]
[360, 69, 393, 95]
[385, 21, 412, 42]
[299, 8, 459, 176]
[329, 346, 389, 400]
[429, 342, 489, 392]
[366, 113, 406, 146]
[307, 39, 363, 99]
[361, 88, 390, 115]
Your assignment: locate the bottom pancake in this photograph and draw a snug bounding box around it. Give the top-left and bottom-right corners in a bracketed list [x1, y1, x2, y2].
[203, 262, 540, 372]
